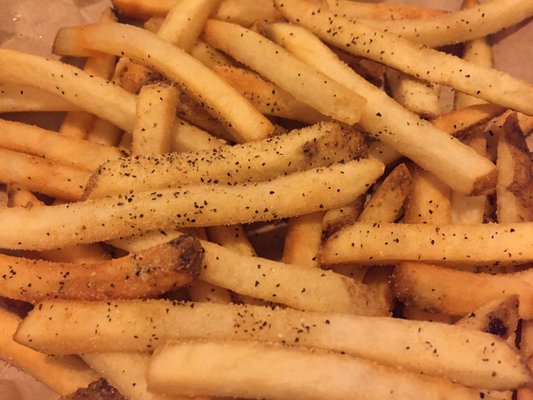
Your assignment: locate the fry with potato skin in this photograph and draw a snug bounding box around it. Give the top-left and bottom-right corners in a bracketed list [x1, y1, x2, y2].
[15, 299, 530, 389]
[321, 222, 533, 266]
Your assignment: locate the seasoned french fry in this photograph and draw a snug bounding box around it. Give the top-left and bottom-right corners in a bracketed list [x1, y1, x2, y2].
[16, 299, 529, 389]
[360, 0, 533, 48]
[321, 222, 533, 267]
[0, 119, 122, 171]
[274, 0, 533, 115]
[321, 196, 365, 240]
[85, 122, 367, 198]
[147, 340, 496, 399]
[393, 262, 533, 319]
[0, 85, 78, 113]
[0, 235, 201, 302]
[325, 0, 446, 20]
[190, 40, 232, 68]
[282, 212, 324, 268]
[266, 22, 497, 195]
[188, 279, 233, 304]
[203, 19, 366, 125]
[54, 23, 274, 143]
[0, 308, 98, 396]
[0, 148, 89, 201]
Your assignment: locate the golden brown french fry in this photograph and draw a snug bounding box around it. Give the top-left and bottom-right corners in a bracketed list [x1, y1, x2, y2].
[0, 308, 98, 396]
[393, 262, 533, 319]
[147, 340, 498, 399]
[266, 21, 498, 195]
[203, 19, 366, 125]
[325, 0, 446, 20]
[16, 299, 530, 389]
[431, 104, 507, 138]
[321, 222, 533, 266]
[274, 0, 533, 115]
[496, 113, 533, 223]
[0, 235, 201, 302]
[212, 65, 325, 124]
[0, 148, 90, 201]
[282, 212, 324, 268]
[54, 23, 274, 143]
[360, 0, 533, 48]
[85, 121, 366, 198]
[0, 85, 79, 113]
[0, 119, 122, 171]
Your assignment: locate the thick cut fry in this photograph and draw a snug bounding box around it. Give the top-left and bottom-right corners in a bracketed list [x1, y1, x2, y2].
[54, 23, 274, 143]
[0, 85, 79, 113]
[16, 300, 529, 389]
[0, 308, 98, 396]
[274, 0, 533, 116]
[203, 20, 366, 125]
[393, 262, 533, 319]
[431, 104, 506, 138]
[0, 148, 90, 201]
[321, 222, 533, 266]
[361, 0, 533, 48]
[0, 158, 383, 250]
[85, 122, 367, 198]
[282, 212, 324, 268]
[0, 119, 123, 171]
[496, 113, 533, 223]
[148, 340, 497, 400]
[212, 65, 325, 124]
[266, 22, 498, 195]
[325, 0, 446, 20]
[132, 84, 177, 156]
[0, 235, 201, 302]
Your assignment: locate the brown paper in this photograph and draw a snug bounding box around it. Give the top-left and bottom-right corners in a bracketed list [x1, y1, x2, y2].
[0, 0, 531, 398]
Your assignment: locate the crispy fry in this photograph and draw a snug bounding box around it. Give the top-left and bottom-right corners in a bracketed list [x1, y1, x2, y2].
[54, 23, 274, 143]
[0, 235, 201, 302]
[321, 222, 533, 267]
[0, 308, 98, 396]
[203, 19, 366, 125]
[274, 0, 533, 115]
[16, 299, 529, 389]
[147, 340, 496, 399]
[266, 21, 497, 195]
[85, 122, 367, 198]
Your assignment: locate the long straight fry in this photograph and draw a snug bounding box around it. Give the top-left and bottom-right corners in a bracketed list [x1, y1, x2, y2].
[0, 85, 79, 113]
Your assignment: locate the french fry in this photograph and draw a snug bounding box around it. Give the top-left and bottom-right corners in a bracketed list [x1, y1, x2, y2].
[0, 85, 79, 113]
[0, 148, 89, 201]
[212, 65, 325, 124]
[16, 299, 530, 389]
[265, 21, 497, 195]
[282, 212, 324, 268]
[86, 117, 123, 147]
[321, 196, 365, 241]
[85, 121, 367, 198]
[207, 224, 256, 257]
[274, 0, 533, 115]
[321, 222, 533, 267]
[190, 40, 232, 68]
[496, 113, 533, 223]
[188, 280, 233, 304]
[147, 340, 498, 399]
[393, 262, 533, 319]
[0, 119, 122, 171]
[325, 0, 446, 20]
[0, 235, 201, 302]
[360, 0, 533, 48]
[203, 19, 366, 125]
[53, 23, 274, 143]
[132, 84, 177, 155]
[0, 308, 98, 396]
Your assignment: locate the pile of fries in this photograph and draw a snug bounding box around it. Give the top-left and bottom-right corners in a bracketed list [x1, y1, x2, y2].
[0, 0, 532, 399]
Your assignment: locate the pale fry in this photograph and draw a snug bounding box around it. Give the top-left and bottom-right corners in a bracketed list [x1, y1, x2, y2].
[190, 40, 232, 68]
[0, 308, 98, 396]
[54, 23, 274, 143]
[0, 159, 383, 250]
[0, 148, 89, 201]
[0, 85, 79, 113]
[16, 299, 529, 389]
[207, 224, 256, 257]
[203, 19, 366, 125]
[147, 340, 492, 400]
[274, 0, 533, 115]
[0, 119, 123, 171]
[0, 235, 201, 302]
[188, 279, 233, 304]
[321, 222, 533, 266]
[132, 84, 177, 155]
[212, 65, 325, 124]
[361, 0, 533, 48]
[85, 122, 367, 198]
[393, 262, 533, 319]
[266, 22, 497, 195]
[282, 212, 324, 268]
